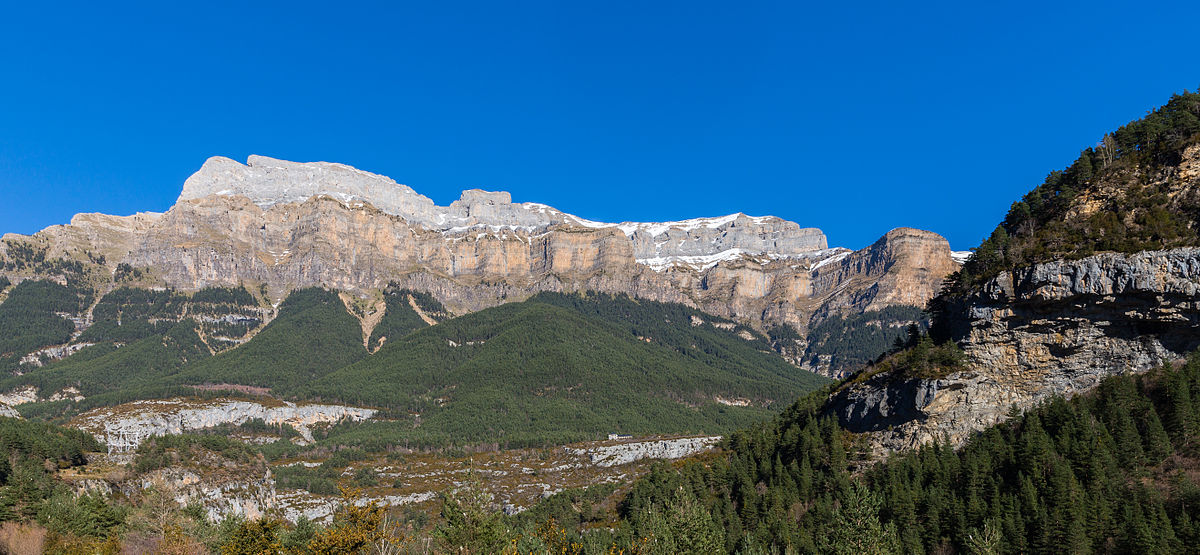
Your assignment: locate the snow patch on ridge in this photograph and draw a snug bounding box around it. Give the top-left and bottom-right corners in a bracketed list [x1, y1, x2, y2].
[615, 213, 770, 237]
[811, 251, 851, 272]
[178, 155, 841, 271]
[638, 248, 753, 272]
[640, 247, 853, 273]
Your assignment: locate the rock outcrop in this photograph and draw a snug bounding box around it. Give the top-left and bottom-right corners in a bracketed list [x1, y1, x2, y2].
[137, 466, 278, 522]
[564, 436, 722, 467]
[72, 398, 377, 447]
[830, 247, 1200, 454]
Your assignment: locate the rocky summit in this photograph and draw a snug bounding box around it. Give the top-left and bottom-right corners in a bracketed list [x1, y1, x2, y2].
[3, 155, 961, 371]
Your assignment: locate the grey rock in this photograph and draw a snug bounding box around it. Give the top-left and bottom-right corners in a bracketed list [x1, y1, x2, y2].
[621, 214, 827, 260]
[563, 436, 721, 467]
[831, 247, 1200, 455]
[180, 155, 568, 232]
[179, 156, 830, 259]
[72, 398, 377, 447]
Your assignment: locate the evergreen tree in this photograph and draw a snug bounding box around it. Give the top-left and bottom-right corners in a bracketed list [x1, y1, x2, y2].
[819, 482, 899, 555]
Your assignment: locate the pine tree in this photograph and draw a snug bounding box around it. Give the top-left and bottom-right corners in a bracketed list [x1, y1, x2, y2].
[820, 483, 899, 555]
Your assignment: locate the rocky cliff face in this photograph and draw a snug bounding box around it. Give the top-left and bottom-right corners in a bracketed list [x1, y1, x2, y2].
[2, 156, 960, 373]
[72, 398, 378, 448]
[564, 436, 721, 467]
[830, 247, 1200, 454]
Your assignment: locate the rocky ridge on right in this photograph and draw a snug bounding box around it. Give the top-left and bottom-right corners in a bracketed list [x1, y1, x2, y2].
[828, 96, 1200, 455]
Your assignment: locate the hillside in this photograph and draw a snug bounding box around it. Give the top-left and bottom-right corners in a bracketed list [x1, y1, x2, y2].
[1, 283, 827, 446]
[169, 288, 367, 392]
[0, 279, 92, 375]
[946, 91, 1200, 295]
[829, 91, 1200, 454]
[302, 293, 828, 447]
[573, 351, 1200, 553]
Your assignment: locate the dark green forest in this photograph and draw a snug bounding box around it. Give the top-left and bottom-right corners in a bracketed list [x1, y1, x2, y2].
[367, 285, 448, 351]
[299, 292, 828, 449]
[788, 305, 928, 376]
[1, 285, 829, 448]
[0, 417, 107, 524]
[0, 280, 90, 374]
[587, 353, 1200, 554]
[173, 288, 366, 391]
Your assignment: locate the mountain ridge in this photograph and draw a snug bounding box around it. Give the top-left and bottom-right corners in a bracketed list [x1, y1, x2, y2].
[830, 90, 1200, 454]
[1, 156, 960, 379]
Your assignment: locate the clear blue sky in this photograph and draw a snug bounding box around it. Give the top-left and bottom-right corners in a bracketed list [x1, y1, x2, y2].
[2, 1, 1198, 250]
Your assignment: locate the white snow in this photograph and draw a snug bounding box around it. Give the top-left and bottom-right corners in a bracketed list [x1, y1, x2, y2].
[811, 251, 851, 271]
[613, 213, 765, 238]
[950, 251, 973, 264]
[636, 246, 852, 273]
[521, 202, 555, 215]
[567, 215, 617, 229]
[638, 248, 750, 272]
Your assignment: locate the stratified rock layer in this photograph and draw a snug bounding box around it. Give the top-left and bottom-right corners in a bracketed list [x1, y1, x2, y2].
[2, 156, 961, 374]
[72, 398, 377, 446]
[831, 248, 1200, 454]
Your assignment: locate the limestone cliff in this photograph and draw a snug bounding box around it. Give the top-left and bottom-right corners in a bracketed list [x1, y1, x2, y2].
[2, 156, 961, 375]
[830, 247, 1200, 454]
[72, 398, 378, 448]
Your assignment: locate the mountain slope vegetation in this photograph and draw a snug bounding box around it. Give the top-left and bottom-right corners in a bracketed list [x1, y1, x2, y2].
[569, 352, 1200, 554]
[1, 319, 211, 410]
[0, 280, 91, 374]
[170, 288, 367, 392]
[3, 285, 828, 446]
[301, 293, 828, 447]
[770, 305, 928, 377]
[367, 285, 448, 351]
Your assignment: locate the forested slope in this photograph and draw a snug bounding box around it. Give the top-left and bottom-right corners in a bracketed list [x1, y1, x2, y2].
[947, 91, 1200, 295]
[302, 293, 828, 447]
[605, 353, 1200, 554]
[2, 285, 829, 446]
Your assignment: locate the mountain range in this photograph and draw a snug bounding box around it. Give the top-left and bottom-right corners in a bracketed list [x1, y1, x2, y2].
[2, 154, 963, 378]
[4, 91, 1200, 554]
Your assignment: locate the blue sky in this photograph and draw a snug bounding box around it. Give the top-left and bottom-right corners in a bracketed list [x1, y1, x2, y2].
[2, 1, 1198, 250]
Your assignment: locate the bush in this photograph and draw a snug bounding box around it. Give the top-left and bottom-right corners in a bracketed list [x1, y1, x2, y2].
[134, 434, 258, 473]
[36, 491, 124, 539]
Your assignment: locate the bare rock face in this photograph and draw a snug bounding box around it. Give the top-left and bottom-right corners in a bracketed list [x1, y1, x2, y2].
[123, 193, 641, 309]
[3, 156, 961, 374]
[811, 227, 961, 316]
[2, 211, 162, 263]
[181, 155, 443, 226]
[831, 247, 1200, 454]
[620, 214, 827, 261]
[564, 436, 722, 467]
[179, 155, 570, 232]
[72, 398, 377, 447]
[136, 466, 278, 523]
